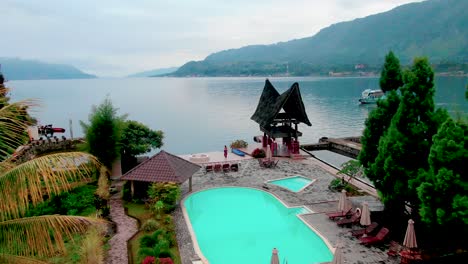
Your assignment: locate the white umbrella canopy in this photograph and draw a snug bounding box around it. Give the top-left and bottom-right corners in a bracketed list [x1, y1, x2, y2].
[403, 219, 418, 249]
[337, 189, 348, 212]
[270, 248, 279, 264]
[360, 202, 371, 226]
[331, 245, 343, 264]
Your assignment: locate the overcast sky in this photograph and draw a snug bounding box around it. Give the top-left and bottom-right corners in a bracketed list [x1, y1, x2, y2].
[2, 0, 424, 77]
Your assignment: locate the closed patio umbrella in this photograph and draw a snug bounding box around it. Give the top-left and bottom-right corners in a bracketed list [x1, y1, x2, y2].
[359, 202, 371, 237]
[360, 202, 371, 226]
[403, 219, 418, 249]
[270, 248, 279, 264]
[337, 190, 348, 212]
[266, 146, 272, 159]
[331, 245, 343, 264]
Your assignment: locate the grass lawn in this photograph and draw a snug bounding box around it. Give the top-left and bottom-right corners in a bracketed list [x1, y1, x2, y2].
[125, 201, 182, 264]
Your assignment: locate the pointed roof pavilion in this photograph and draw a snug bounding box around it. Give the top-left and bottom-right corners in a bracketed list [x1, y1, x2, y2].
[121, 150, 201, 193]
[251, 79, 311, 139]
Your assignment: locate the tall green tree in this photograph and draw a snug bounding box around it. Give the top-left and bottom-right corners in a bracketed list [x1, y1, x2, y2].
[81, 98, 125, 168]
[359, 51, 402, 180]
[120, 120, 164, 173]
[121, 120, 164, 157]
[359, 91, 400, 179]
[417, 118, 468, 231]
[370, 58, 448, 217]
[379, 51, 403, 93]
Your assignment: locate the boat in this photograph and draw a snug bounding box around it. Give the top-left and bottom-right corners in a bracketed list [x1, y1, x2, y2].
[359, 89, 385, 104]
[231, 148, 245, 157]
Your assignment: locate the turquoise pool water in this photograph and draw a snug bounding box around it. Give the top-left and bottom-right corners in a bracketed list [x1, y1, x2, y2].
[184, 187, 332, 264]
[268, 176, 314, 192]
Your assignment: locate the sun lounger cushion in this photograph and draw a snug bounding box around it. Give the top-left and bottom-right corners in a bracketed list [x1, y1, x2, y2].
[359, 227, 389, 245]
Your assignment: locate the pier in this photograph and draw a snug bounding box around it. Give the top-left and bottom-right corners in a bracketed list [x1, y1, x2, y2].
[301, 136, 362, 159]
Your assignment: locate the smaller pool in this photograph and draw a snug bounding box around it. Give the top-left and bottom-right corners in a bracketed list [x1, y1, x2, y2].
[267, 176, 316, 192]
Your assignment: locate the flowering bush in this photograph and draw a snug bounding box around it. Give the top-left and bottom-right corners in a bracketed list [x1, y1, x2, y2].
[142, 256, 155, 264]
[159, 258, 174, 264]
[230, 139, 248, 149]
[251, 148, 266, 158]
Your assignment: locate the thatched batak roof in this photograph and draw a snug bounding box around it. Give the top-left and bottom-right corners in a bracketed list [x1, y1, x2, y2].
[251, 79, 312, 128]
[121, 150, 201, 183]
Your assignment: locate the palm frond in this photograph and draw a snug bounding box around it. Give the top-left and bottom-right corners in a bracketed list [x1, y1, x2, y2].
[0, 215, 105, 258]
[0, 152, 102, 221]
[0, 100, 38, 159]
[0, 254, 48, 264]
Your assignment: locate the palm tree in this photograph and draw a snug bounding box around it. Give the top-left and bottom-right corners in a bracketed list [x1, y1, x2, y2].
[0, 100, 106, 263]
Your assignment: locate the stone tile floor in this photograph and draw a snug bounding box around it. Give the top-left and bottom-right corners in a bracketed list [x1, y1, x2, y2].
[174, 158, 399, 264]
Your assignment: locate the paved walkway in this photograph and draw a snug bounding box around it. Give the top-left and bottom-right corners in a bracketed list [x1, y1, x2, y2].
[107, 182, 138, 264]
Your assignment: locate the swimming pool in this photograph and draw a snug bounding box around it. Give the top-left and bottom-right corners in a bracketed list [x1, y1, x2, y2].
[183, 187, 332, 264]
[267, 175, 316, 192]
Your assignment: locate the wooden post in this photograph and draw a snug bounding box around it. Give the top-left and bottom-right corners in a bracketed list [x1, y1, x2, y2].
[189, 177, 192, 192]
[131, 181, 134, 197]
[295, 123, 298, 140]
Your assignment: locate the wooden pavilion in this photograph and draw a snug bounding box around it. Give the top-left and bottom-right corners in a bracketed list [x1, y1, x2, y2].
[120, 150, 201, 197]
[251, 79, 312, 154]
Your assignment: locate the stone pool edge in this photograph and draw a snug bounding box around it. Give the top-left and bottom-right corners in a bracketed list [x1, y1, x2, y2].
[181, 186, 335, 264]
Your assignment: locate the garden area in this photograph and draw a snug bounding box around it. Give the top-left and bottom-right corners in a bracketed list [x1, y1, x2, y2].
[124, 182, 182, 264]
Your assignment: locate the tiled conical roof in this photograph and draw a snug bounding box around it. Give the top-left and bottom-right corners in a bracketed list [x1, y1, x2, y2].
[121, 150, 201, 183]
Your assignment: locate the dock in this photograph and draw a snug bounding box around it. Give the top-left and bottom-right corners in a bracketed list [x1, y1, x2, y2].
[301, 136, 362, 159]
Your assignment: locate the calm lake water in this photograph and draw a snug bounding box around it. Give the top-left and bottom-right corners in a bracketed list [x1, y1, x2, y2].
[8, 77, 468, 156]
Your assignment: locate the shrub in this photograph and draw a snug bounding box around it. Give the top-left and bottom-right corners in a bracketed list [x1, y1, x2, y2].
[142, 219, 159, 232]
[230, 139, 248, 149]
[142, 256, 155, 264]
[80, 227, 104, 264]
[140, 230, 163, 248]
[159, 257, 174, 264]
[147, 183, 181, 212]
[251, 148, 266, 158]
[163, 215, 172, 225]
[25, 184, 98, 217]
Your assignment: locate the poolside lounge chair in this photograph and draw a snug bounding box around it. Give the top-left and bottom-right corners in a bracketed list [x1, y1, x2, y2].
[222, 163, 230, 172]
[336, 212, 360, 227]
[205, 165, 213, 173]
[359, 227, 390, 245]
[214, 164, 222, 172]
[350, 222, 379, 237]
[230, 163, 239, 172]
[326, 208, 353, 220]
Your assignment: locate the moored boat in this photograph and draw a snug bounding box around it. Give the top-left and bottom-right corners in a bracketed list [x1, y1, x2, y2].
[359, 89, 384, 104]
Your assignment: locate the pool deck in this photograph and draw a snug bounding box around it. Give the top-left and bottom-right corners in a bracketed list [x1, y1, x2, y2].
[174, 154, 398, 264]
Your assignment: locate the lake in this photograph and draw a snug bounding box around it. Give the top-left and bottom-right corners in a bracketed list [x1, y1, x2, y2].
[8, 77, 468, 156]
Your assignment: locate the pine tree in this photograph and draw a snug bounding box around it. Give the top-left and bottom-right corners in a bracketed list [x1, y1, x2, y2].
[379, 51, 403, 93]
[359, 91, 399, 180]
[370, 57, 448, 216]
[80, 97, 125, 168]
[418, 118, 468, 231]
[359, 51, 402, 181]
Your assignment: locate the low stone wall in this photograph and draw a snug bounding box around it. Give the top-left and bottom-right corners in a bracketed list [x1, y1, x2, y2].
[10, 138, 84, 163]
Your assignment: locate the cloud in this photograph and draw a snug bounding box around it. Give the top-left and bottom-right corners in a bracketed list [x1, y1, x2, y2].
[0, 0, 423, 76]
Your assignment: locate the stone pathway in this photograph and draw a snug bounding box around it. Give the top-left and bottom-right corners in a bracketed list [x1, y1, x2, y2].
[107, 181, 138, 264]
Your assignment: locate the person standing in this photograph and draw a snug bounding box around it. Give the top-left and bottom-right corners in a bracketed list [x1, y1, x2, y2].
[224, 145, 228, 159]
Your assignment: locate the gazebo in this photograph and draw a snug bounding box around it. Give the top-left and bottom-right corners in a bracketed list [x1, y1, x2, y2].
[121, 150, 201, 197]
[251, 79, 311, 155]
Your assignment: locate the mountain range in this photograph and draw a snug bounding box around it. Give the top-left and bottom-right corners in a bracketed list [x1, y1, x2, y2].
[0, 58, 96, 80]
[127, 67, 179, 77]
[172, 0, 468, 77]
